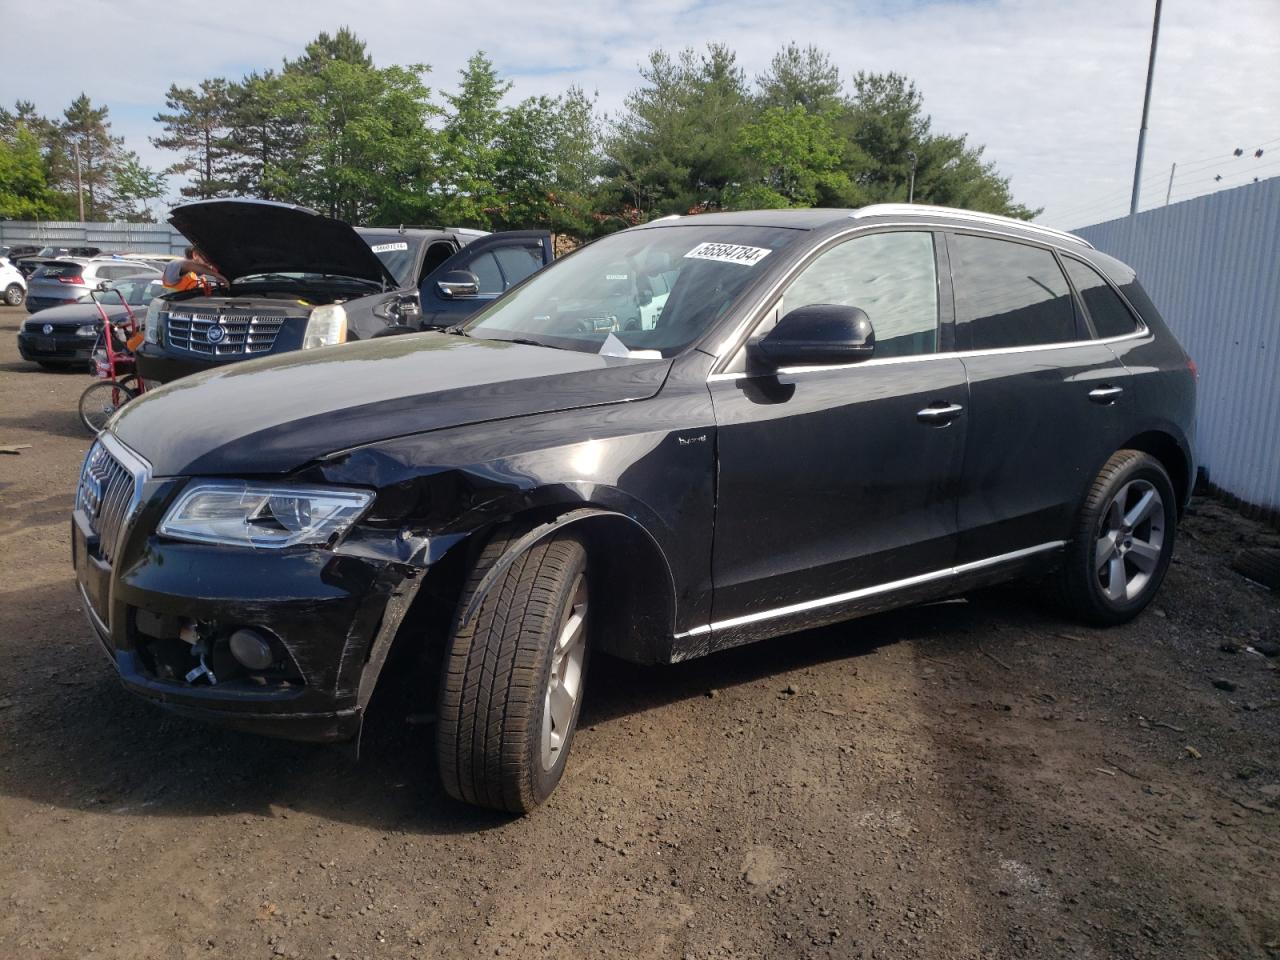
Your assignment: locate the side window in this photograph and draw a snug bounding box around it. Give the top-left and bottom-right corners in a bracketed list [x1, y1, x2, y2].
[493, 244, 544, 288]
[1062, 257, 1139, 339]
[950, 235, 1076, 349]
[111, 280, 139, 303]
[779, 231, 939, 358]
[463, 251, 503, 295]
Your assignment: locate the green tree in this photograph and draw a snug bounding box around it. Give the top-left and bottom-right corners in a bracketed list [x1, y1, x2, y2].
[438, 52, 512, 227]
[61, 94, 123, 219]
[113, 153, 168, 221]
[224, 70, 307, 199]
[755, 43, 843, 113]
[273, 47, 441, 222]
[0, 124, 67, 219]
[604, 44, 754, 219]
[839, 72, 1037, 218]
[728, 106, 854, 209]
[152, 79, 235, 199]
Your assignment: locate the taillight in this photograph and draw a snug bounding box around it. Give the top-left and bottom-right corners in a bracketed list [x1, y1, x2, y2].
[1187, 357, 1198, 381]
[57, 275, 84, 284]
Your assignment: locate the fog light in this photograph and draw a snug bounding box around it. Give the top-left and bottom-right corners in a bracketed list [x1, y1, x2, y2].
[229, 628, 274, 671]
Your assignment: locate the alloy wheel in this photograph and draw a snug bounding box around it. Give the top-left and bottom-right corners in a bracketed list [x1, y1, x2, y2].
[1095, 479, 1165, 603]
[541, 574, 587, 771]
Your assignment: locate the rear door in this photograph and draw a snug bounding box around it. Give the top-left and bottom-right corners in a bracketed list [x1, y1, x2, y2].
[947, 232, 1131, 563]
[418, 231, 553, 328]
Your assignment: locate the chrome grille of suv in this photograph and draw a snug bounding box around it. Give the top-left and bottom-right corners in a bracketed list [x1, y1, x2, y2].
[165, 311, 287, 356]
[76, 440, 142, 566]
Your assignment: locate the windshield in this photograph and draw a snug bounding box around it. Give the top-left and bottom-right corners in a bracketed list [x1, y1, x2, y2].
[464, 225, 800, 357]
[360, 231, 421, 286]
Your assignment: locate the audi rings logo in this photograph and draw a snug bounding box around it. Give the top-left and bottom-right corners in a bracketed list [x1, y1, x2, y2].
[81, 473, 105, 517]
[42, 323, 53, 335]
[206, 323, 226, 344]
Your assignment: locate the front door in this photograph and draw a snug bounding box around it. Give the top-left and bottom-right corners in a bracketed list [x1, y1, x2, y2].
[419, 231, 553, 328]
[709, 230, 967, 644]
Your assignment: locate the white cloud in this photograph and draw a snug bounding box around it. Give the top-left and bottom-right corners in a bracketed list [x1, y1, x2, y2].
[7, 0, 1279, 226]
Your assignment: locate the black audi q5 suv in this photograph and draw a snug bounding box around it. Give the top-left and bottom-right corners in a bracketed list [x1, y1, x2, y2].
[73, 204, 1195, 812]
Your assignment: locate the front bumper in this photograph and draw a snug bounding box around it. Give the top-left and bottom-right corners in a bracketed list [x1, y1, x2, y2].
[72, 460, 422, 743]
[136, 341, 248, 385]
[17, 330, 96, 364]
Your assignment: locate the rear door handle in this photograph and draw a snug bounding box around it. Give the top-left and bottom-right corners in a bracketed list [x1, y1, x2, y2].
[1088, 385, 1124, 404]
[916, 402, 964, 425]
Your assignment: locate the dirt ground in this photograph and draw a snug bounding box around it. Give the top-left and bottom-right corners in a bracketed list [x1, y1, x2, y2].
[0, 302, 1277, 960]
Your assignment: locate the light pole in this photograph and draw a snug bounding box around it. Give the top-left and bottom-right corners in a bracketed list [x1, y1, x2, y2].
[907, 151, 918, 204]
[1130, 0, 1163, 215]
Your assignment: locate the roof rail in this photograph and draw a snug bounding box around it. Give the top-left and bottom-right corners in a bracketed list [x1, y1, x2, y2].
[850, 204, 1093, 249]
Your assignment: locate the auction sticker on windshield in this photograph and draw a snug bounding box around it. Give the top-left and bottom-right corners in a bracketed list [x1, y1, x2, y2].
[370, 242, 409, 253]
[684, 242, 771, 266]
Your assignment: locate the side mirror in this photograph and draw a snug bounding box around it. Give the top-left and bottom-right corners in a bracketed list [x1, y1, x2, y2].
[750, 303, 876, 369]
[436, 270, 480, 299]
[397, 293, 422, 322]
[97, 280, 112, 292]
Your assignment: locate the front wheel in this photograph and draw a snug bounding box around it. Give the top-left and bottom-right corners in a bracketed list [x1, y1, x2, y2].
[4, 283, 24, 306]
[436, 530, 590, 813]
[1057, 450, 1177, 625]
[78, 380, 137, 434]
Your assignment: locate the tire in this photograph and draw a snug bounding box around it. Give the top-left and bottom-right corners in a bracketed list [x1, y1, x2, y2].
[1232, 548, 1280, 591]
[1057, 450, 1178, 625]
[3, 283, 23, 306]
[78, 380, 137, 434]
[436, 530, 590, 813]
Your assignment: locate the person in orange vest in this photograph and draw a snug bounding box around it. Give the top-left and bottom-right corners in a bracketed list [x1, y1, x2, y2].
[162, 246, 227, 293]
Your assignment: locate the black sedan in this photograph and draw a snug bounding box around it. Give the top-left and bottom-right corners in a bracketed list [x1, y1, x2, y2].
[17, 275, 164, 368]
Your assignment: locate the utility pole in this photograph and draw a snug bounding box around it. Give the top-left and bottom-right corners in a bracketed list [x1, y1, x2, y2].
[1130, 0, 1163, 215]
[1165, 162, 1176, 205]
[907, 151, 918, 204]
[74, 141, 85, 221]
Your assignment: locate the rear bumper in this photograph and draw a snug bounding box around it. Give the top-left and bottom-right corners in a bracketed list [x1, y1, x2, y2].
[26, 296, 81, 313]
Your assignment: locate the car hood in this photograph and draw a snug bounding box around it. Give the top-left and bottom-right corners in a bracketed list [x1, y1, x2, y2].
[22, 302, 128, 325]
[168, 199, 399, 288]
[113, 334, 672, 476]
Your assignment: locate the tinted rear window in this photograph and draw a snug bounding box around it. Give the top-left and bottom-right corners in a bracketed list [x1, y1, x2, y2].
[34, 262, 84, 279]
[950, 235, 1076, 350]
[1062, 257, 1139, 339]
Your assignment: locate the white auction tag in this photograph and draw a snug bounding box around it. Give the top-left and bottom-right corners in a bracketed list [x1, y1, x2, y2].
[683, 242, 772, 266]
[370, 242, 409, 253]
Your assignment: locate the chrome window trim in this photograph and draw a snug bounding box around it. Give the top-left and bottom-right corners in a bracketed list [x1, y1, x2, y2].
[674, 540, 1066, 639]
[708, 220, 1107, 373]
[706, 328, 1149, 382]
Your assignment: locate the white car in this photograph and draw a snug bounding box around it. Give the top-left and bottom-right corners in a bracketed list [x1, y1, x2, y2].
[0, 257, 26, 306]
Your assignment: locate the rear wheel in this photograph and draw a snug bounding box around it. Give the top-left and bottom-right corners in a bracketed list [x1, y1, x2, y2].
[436, 530, 590, 813]
[1057, 450, 1177, 625]
[3, 283, 23, 306]
[78, 380, 137, 434]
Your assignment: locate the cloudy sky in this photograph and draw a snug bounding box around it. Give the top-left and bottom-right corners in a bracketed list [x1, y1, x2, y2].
[6, 0, 1278, 227]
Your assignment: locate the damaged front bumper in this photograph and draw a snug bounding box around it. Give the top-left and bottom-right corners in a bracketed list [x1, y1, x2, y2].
[73, 477, 431, 744]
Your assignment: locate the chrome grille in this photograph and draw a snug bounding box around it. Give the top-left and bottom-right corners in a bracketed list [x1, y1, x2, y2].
[76, 440, 142, 565]
[165, 311, 287, 356]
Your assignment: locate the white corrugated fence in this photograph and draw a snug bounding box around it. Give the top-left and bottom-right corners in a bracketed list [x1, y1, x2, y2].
[1074, 178, 1280, 520]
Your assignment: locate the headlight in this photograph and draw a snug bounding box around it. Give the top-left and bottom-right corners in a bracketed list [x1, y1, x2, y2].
[144, 299, 162, 344]
[302, 304, 348, 349]
[158, 481, 373, 549]
[75, 324, 98, 337]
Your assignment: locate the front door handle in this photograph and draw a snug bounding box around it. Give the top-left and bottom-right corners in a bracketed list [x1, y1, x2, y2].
[916, 402, 964, 425]
[1088, 385, 1124, 404]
